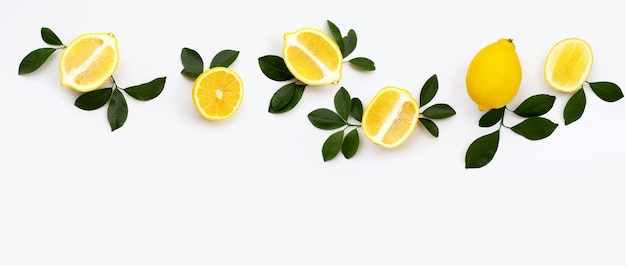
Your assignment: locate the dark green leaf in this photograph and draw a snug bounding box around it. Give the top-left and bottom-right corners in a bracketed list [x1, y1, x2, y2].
[18, 48, 57, 75]
[322, 131, 343, 162]
[419, 118, 439, 137]
[258, 55, 294, 81]
[589, 81, 624, 102]
[180, 47, 203, 79]
[348, 57, 375, 71]
[510, 117, 558, 140]
[268, 83, 305, 114]
[513, 94, 556, 117]
[210, 49, 239, 68]
[465, 130, 500, 169]
[564, 88, 586, 125]
[342, 128, 359, 159]
[419, 74, 438, 107]
[308, 108, 346, 130]
[334, 87, 351, 120]
[108, 89, 128, 131]
[422, 103, 456, 119]
[327, 20, 344, 54]
[351, 98, 363, 122]
[479, 107, 504, 127]
[124, 77, 166, 101]
[75, 88, 112, 110]
[41, 27, 63, 46]
[342, 29, 357, 58]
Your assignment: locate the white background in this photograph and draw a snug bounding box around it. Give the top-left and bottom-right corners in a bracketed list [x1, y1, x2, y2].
[2, 0, 625, 265]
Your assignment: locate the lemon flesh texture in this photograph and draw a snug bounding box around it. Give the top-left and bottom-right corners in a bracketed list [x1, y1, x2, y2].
[193, 67, 244, 120]
[59, 33, 119, 92]
[282, 28, 342, 85]
[544, 38, 593, 93]
[362, 87, 419, 148]
[466, 38, 522, 111]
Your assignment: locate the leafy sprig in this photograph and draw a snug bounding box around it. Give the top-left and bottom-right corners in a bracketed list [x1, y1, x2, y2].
[18, 27, 65, 75]
[562, 81, 623, 125]
[418, 74, 457, 137]
[180, 47, 240, 79]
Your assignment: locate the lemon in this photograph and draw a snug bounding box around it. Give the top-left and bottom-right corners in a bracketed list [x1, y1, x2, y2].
[544, 38, 593, 93]
[362, 86, 420, 148]
[59, 32, 119, 92]
[192, 67, 244, 120]
[466, 38, 522, 111]
[282, 27, 343, 85]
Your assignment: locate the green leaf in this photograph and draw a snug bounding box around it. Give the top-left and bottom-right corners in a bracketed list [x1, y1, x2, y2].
[342, 128, 359, 159]
[422, 103, 456, 119]
[419, 74, 438, 107]
[41, 27, 63, 46]
[74, 88, 112, 110]
[124, 77, 166, 101]
[180, 47, 203, 79]
[334, 87, 351, 120]
[268, 83, 305, 114]
[589, 81, 624, 102]
[348, 57, 375, 71]
[513, 94, 556, 117]
[342, 29, 357, 58]
[510, 117, 558, 140]
[479, 107, 504, 127]
[322, 130, 344, 162]
[351, 98, 363, 122]
[18, 47, 57, 75]
[465, 130, 500, 169]
[210, 49, 239, 68]
[258, 55, 294, 81]
[108, 89, 128, 131]
[327, 20, 344, 54]
[564, 88, 586, 125]
[308, 108, 345, 130]
[419, 118, 439, 137]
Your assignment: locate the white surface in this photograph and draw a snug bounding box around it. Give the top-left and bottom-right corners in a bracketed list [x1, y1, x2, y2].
[2, 0, 625, 265]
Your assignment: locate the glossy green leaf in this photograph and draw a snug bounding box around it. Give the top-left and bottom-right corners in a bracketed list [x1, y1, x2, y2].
[308, 108, 345, 130]
[327, 20, 344, 54]
[334, 87, 351, 120]
[322, 130, 343, 162]
[342, 29, 357, 58]
[422, 103, 456, 119]
[564, 88, 586, 125]
[479, 107, 505, 127]
[210, 49, 239, 68]
[511, 117, 558, 140]
[124, 77, 166, 101]
[351, 98, 363, 122]
[348, 57, 375, 71]
[342, 128, 359, 159]
[419, 74, 438, 107]
[180, 47, 203, 79]
[18, 48, 57, 75]
[465, 130, 500, 169]
[108, 89, 128, 131]
[589, 81, 624, 102]
[75, 88, 112, 110]
[268, 83, 305, 114]
[513, 94, 556, 117]
[258, 55, 294, 81]
[41, 27, 63, 46]
[419, 118, 439, 137]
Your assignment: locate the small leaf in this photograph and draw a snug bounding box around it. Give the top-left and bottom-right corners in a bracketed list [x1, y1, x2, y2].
[513, 94, 556, 117]
[422, 103, 456, 119]
[108, 89, 128, 131]
[210, 49, 239, 68]
[342, 128, 359, 159]
[342, 29, 357, 58]
[180, 47, 203, 79]
[308, 108, 345, 130]
[479, 107, 505, 127]
[351, 98, 363, 122]
[327, 20, 344, 54]
[322, 131, 344, 162]
[18, 47, 57, 75]
[268, 83, 305, 114]
[124, 77, 166, 101]
[348, 57, 375, 71]
[564, 88, 586, 125]
[510, 117, 558, 140]
[75, 88, 112, 110]
[419, 74, 438, 107]
[41, 27, 63, 46]
[334, 87, 351, 120]
[465, 130, 500, 169]
[419, 118, 439, 137]
[258, 55, 294, 81]
[589, 81, 624, 102]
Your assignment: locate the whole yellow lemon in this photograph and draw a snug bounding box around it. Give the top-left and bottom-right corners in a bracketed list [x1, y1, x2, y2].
[466, 38, 522, 111]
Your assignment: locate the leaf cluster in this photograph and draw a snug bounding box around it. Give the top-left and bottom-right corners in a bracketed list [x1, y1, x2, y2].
[563, 81, 623, 125]
[18, 27, 65, 75]
[418, 75, 456, 137]
[180, 47, 240, 79]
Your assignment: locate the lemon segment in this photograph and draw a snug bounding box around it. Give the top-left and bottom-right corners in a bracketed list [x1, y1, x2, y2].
[362, 86, 419, 148]
[192, 67, 244, 120]
[544, 38, 593, 93]
[59, 32, 119, 92]
[282, 28, 343, 85]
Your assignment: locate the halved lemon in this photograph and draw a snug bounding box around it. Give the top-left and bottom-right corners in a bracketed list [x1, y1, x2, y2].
[192, 67, 244, 120]
[282, 27, 342, 85]
[362, 86, 420, 148]
[59, 32, 119, 92]
[544, 37, 593, 93]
